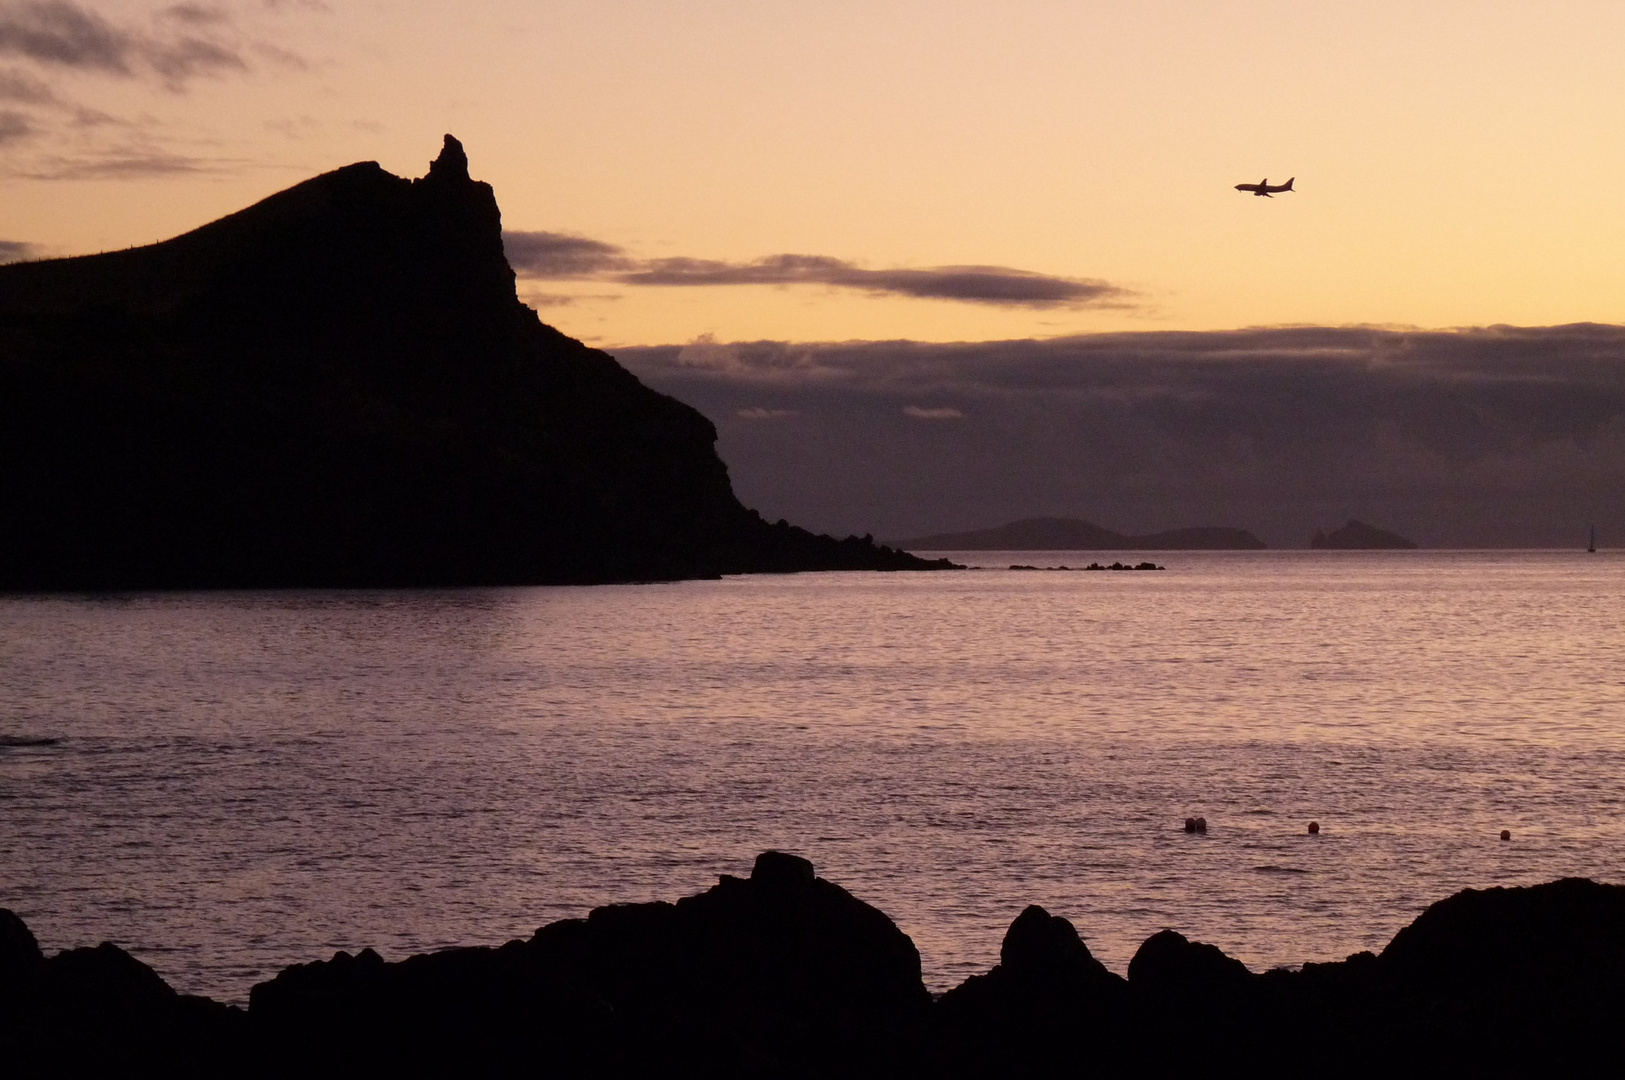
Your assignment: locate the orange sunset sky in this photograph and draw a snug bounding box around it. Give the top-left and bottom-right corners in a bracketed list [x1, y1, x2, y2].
[4, 0, 1624, 346]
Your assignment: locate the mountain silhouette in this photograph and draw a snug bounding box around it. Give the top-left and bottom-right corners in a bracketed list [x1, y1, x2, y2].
[893, 517, 1266, 551]
[0, 136, 949, 587]
[1310, 520, 1418, 550]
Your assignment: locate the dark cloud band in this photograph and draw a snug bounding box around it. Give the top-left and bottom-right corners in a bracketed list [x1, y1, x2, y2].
[612, 325, 1625, 548]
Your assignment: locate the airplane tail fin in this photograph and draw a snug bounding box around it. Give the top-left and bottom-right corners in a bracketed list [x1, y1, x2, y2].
[1282, 177, 1295, 191]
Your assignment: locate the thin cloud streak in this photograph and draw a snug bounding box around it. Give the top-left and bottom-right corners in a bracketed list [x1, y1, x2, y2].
[621, 254, 1121, 308]
[0, 238, 35, 261]
[503, 230, 632, 278]
[161, 4, 229, 26]
[14, 147, 218, 177]
[504, 230, 1125, 310]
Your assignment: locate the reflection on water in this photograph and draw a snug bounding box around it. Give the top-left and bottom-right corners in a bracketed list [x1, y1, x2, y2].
[1, 550, 1622, 1002]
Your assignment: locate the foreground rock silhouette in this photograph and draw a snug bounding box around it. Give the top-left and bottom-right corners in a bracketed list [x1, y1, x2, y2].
[0, 137, 949, 588]
[2, 862, 1621, 1076]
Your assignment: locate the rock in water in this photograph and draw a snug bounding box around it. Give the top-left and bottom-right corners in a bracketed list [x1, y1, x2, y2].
[0, 136, 950, 588]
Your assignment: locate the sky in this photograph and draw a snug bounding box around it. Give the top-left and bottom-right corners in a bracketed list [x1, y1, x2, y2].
[5, 0, 1625, 344]
[4, 1, 1624, 542]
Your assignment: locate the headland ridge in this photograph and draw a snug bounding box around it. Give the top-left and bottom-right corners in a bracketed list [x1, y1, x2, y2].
[0, 136, 952, 588]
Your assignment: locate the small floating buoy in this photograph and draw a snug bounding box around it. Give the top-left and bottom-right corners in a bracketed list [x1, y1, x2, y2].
[1501, 830, 1511, 841]
[1195, 816, 1208, 833]
[1307, 821, 1320, 835]
[1184, 817, 1197, 833]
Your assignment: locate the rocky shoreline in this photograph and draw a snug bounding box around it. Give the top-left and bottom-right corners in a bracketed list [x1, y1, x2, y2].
[4, 852, 1620, 1076]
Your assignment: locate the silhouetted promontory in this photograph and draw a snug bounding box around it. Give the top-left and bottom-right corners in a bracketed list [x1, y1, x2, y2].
[1311, 519, 1419, 550]
[894, 517, 1266, 551]
[0, 136, 950, 588]
[4, 857, 1623, 1076]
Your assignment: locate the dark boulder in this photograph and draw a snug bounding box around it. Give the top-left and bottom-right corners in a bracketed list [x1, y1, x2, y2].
[1128, 928, 1253, 999]
[1374, 877, 1625, 1070]
[1125, 929, 1256, 1071]
[0, 908, 43, 973]
[0, 926, 242, 1077]
[249, 850, 930, 1077]
[935, 905, 1127, 1077]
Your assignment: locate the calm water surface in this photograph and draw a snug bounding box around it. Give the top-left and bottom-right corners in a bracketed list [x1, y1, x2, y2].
[2, 551, 1622, 1002]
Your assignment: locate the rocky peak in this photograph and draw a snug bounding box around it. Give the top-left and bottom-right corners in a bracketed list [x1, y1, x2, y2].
[426, 133, 471, 184]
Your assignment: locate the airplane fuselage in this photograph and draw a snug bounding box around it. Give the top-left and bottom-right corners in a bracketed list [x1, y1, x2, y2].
[1235, 177, 1295, 197]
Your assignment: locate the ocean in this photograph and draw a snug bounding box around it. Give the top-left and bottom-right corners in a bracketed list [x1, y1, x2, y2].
[2, 550, 1621, 1003]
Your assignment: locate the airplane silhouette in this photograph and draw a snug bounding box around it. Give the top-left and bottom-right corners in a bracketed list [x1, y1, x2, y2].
[1235, 177, 1295, 197]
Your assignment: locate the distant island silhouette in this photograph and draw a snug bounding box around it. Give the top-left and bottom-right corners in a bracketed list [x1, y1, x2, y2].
[1310, 519, 1419, 550]
[0, 136, 951, 588]
[3, 853, 1622, 1075]
[894, 517, 1266, 551]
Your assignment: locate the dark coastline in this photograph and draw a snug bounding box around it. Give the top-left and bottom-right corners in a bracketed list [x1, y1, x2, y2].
[0, 137, 954, 589]
[4, 852, 1619, 1077]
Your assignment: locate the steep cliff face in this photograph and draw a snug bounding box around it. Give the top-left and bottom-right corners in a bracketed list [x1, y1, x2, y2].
[0, 136, 945, 587]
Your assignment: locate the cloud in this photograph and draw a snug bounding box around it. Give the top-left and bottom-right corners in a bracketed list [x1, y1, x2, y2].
[620, 254, 1122, 308]
[502, 230, 1126, 309]
[0, 1, 130, 74]
[737, 407, 797, 420]
[144, 32, 242, 82]
[518, 289, 622, 308]
[161, 4, 227, 25]
[0, 64, 53, 100]
[0, 238, 35, 261]
[0, 106, 30, 140]
[15, 147, 216, 177]
[613, 324, 1625, 548]
[502, 230, 632, 278]
[0, 1, 254, 88]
